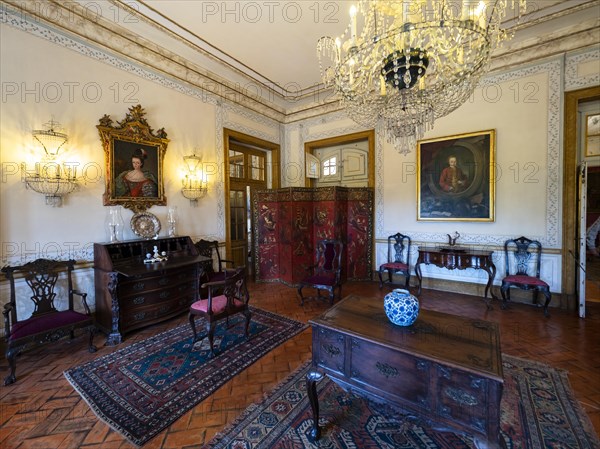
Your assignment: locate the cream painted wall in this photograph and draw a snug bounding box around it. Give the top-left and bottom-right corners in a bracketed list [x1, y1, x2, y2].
[0, 24, 279, 318]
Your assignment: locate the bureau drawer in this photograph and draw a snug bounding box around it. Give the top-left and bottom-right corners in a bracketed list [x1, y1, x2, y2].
[313, 328, 345, 376]
[435, 364, 489, 433]
[349, 338, 430, 408]
[118, 266, 196, 297]
[121, 297, 190, 326]
[120, 280, 196, 310]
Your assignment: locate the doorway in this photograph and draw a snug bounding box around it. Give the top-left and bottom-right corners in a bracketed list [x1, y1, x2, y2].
[223, 129, 280, 279]
[563, 86, 600, 316]
[304, 130, 375, 188]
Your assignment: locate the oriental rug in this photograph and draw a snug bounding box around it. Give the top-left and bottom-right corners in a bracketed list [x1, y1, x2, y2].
[203, 355, 599, 449]
[64, 307, 307, 446]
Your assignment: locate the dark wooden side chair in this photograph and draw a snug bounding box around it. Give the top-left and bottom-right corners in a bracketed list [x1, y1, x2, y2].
[2, 259, 97, 385]
[378, 232, 411, 288]
[298, 239, 344, 305]
[501, 236, 552, 317]
[194, 239, 235, 284]
[188, 266, 250, 357]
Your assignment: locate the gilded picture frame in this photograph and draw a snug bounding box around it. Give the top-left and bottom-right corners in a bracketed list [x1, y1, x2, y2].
[417, 130, 495, 222]
[97, 105, 169, 212]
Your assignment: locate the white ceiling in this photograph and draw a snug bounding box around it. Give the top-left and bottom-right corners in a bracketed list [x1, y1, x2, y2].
[131, 0, 351, 93]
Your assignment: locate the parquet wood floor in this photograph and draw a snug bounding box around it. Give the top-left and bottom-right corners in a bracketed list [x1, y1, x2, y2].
[1, 281, 599, 449]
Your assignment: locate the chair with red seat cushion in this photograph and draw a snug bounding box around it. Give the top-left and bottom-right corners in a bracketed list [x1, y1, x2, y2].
[378, 232, 411, 289]
[501, 236, 551, 317]
[297, 239, 344, 305]
[2, 259, 96, 385]
[188, 266, 250, 356]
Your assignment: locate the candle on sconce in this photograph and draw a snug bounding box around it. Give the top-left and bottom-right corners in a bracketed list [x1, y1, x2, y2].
[462, 0, 470, 20]
[380, 75, 386, 96]
[349, 5, 357, 45]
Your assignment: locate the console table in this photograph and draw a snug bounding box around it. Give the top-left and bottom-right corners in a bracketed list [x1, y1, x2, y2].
[94, 236, 209, 345]
[415, 247, 497, 305]
[307, 295, 504, 448]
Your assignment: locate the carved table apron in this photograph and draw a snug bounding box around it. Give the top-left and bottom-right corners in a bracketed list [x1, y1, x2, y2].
[415, 248, 497, 306]
[307, 295, 504, 449]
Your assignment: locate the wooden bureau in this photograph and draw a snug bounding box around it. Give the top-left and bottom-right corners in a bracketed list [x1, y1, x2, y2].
[307, 295, 504, 448]
[94, 236, 209, 345]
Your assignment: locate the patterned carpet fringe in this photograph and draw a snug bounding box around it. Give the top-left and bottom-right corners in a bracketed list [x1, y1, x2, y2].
[202, 354, 600, 449]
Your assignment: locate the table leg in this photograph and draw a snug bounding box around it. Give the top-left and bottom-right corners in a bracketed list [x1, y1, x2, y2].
[415, 262, 423, 296]
[306, 369, 323, 441]
[483, 261, 498, 308]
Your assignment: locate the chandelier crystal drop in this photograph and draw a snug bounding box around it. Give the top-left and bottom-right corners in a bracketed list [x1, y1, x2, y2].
[317, 0, 527, 154]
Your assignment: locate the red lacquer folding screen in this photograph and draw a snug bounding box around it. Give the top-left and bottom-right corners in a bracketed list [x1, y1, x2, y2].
[254, 187, 373, 285]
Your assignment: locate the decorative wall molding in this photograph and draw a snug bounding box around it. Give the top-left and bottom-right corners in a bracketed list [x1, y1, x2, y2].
[565, 45, 600, 92]
[397, 57, 563, 249]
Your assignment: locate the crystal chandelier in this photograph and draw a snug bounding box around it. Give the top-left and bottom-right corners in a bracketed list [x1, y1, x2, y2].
[317, 0, 526, 154]
[23, 119, 79, 207]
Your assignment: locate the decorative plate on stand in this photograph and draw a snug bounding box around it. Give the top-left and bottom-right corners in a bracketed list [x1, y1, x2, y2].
[131, 212, 161, 239]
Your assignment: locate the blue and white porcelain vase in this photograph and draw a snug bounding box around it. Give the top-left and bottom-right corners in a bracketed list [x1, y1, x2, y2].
[384, 289, 419, 326]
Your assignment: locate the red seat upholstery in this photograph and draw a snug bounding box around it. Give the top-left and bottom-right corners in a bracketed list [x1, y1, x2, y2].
[188, 267, 250, 357]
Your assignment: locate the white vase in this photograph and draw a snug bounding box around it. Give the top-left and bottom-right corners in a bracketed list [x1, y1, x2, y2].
[384, 289, 419, 326]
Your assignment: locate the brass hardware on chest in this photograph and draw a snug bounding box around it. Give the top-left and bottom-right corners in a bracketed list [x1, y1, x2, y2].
[159, 291, 171, 299]
[133, 282, 145, 291]
[438, 366, 452, 379]
[375, 361, 399, 378]
[133, 296, 145, 305]
[444, 386, 478, 406]
[158, 277, 170, 286]
[416, 360, 429, 371]
[133, 312, 146, 321]
[322, 344, 341, 357]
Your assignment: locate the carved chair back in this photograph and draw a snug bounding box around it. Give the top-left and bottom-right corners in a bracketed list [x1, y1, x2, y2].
[387, 232, 411, 265]
[313, 239, 344, 280]
[503, 236, 542, 279]
[194, 239, 235, 282]
[2, 258, 96, 385]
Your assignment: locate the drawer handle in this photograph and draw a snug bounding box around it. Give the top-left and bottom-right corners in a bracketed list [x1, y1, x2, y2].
[160, 291, 171, 299]
[444, 387, 478, 406]
[133, 282, 145, 291]
[133, 312, 146, 321]
[375, 361, 399, 378]
[133, 296, 145, 305]
[438, 366, 452, 379]
[416, 360, 428, 371]
[322, 344, 341, 357]
[159, 277, 170, 286]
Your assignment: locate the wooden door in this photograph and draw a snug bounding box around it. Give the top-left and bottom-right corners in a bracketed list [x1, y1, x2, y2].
[229, 188, 247, 269]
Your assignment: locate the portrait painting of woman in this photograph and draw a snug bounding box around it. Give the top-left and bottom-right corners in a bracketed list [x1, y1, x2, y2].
[115, 148, 158, 197]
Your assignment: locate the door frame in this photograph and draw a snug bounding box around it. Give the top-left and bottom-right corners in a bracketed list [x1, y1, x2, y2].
[223, 128, 280, 270]
[304, 130, 375, 188]
[563, 86, 600, 308]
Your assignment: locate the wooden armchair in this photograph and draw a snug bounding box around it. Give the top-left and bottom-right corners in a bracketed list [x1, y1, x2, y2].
[501, 236, 552, 317]
[2, 259, 96, 385]
[378, 232, 411, 288]
[194, 239, 235, 284]
[297, 239, 344, 305]
[188, 267, 250, 357]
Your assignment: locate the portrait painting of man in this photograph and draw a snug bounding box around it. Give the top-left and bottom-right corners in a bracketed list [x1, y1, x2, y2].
[417, 130, 495, 222]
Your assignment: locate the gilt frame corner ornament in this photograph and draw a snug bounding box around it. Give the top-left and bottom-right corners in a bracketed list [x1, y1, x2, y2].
[417, 129, 495, 222]
[98, 104, 169, 213]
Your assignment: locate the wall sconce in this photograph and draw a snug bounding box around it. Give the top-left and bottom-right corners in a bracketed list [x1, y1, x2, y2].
[22, 119, 79, 207]
[181, 153, 207, 205]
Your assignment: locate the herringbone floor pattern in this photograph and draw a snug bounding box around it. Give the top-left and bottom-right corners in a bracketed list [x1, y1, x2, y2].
[1, 281, 599, 448]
